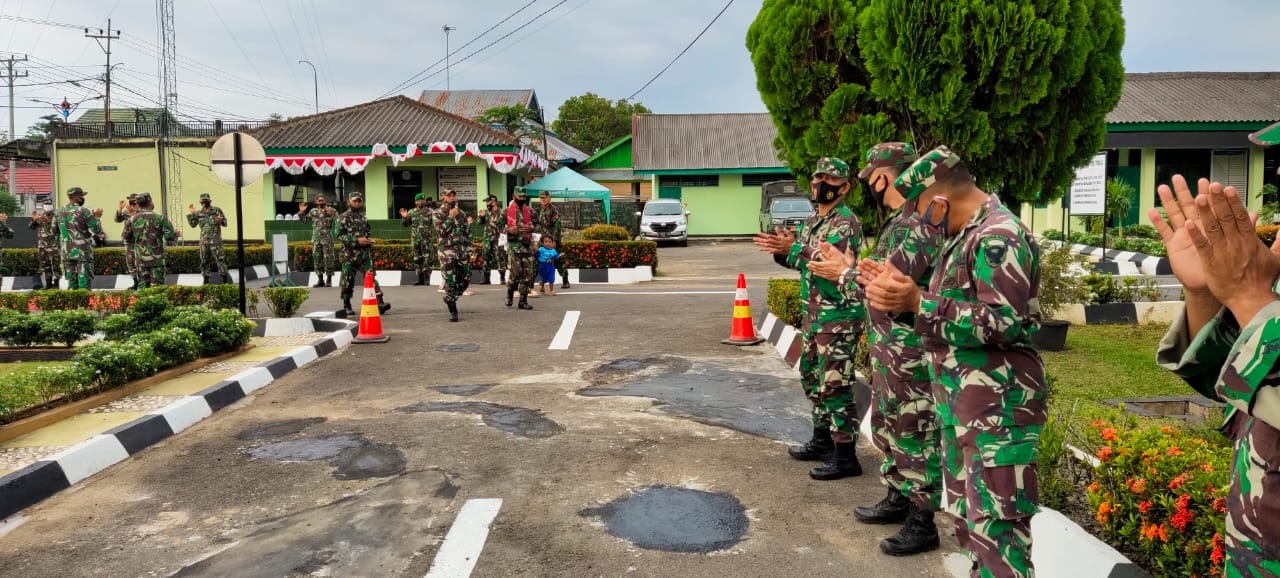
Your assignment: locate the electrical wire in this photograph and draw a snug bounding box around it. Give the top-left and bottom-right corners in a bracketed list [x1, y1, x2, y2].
[255, 0, 303, 99]
[625, 0, 736, 101]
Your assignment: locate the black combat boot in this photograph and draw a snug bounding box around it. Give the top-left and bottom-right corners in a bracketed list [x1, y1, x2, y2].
[562, 278, 570, 289]
[480, 270, 492, 285]
[879, 502, 940, 556]
[499, 271, 506, 285]
[342, 299, 355, 318]
[809, 442, 862, 480]
[855, 488, 911, 524]
[313, 274, 326, 288]
[413, 272, 426, 286]
[31, 276, 43, 290]
[518, 294, 532, 310]
[325, 274, 333, 287]
[446, 300, 459, 322]
[378, 294, 391, 314]
[788, 427, 834, 461]
[506, 287, 514, 307]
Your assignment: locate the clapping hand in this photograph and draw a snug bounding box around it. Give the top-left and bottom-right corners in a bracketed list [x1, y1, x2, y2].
[298, 202, 308, 213]
[1148, 175, 1213, 296]
[865, 263, 921, 313]
[399, 208, 410, 218]
[752, 226, 796, 255]
[1183, 180, 1280, 324]
[806, 241, 854, 281]
[91, 208, 104, 218]
[188, 204, 195, 213]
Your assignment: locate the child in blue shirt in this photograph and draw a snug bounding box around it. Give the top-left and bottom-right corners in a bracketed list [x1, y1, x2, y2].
[537, 236, 560, 296]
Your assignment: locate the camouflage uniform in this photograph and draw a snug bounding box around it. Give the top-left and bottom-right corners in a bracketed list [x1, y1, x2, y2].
[121, 194, 177, 289]
[897, 147, 1046, 578]
[436, 202, 472, 309]
[401, 194, 435, 285]
[1157, 278, 1280, 577]
[535, 195, 568, 287]
[186, 193, 230, 282]
[0, 218, 12, 275]
[336, 194, 385, 313]
[301, 203, 339, 282]
[29, 206, 61, 287]
[479, 198, 507, 285]
[113, 194, 139, 286]
[506, 191, 537, 309]
[58, 187, 106, 289]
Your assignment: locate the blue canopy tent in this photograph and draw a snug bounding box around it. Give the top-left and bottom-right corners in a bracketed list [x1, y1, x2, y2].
[522, 166, 613, 222]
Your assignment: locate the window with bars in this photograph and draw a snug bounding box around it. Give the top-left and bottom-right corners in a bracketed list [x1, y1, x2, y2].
[658, 175, 720, 187]
[742, 173, 796, 187]
[1210, 149, 1249, 203]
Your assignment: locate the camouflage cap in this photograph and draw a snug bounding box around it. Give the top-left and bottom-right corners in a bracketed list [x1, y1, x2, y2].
[135, 192, 152, 205]
[513, 186, 527, 196]
[66, 186, 86, 197]
[812, 157, 850, 179]
[858, 142, 917, 180]
[485, 194, 499, 203]
[893, 145, 966, 201]
[199, 193, 212, 201]
[349, 192, 364, 201]
[126, 193, 138, 201]
[414, 193, 427, 201]
[442, 188, 457, 197]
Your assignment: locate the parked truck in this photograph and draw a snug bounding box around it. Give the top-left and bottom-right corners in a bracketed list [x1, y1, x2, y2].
[759, 180, 814, 233]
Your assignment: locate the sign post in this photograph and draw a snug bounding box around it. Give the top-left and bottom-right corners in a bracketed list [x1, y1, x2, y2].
[209, 132, 267, 315]
[1069, 152, 1108, 260]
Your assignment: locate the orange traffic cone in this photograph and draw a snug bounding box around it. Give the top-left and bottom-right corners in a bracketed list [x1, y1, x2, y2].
[722, 273, 765, 346]
[353, 271, 389, 344]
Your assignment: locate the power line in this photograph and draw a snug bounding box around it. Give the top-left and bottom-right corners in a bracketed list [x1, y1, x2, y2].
[375, 0, 542, 100]
[255, 0, 304, 99]
[428, 0, 594, 90]
[0, 13, 84, 30]
[625, 0, 736, 101]
[205, 0, 272, 93]
[298, 3, 337, 103]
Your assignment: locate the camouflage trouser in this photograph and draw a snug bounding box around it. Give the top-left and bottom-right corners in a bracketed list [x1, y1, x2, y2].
[1224, 413, 1280, 577]
[870, 368, 943, 510]
[123, 242, 138, 281]
[135, 259, 166, 289]
[483, 240, 507, 274]
[340, 251, 382, 302]
[427, 240, 441, 269]
[312, 240, 337, 274]
[63, 259, 93, 289]
[35, 245, 60, 278]
[942, 424, 1040, 578]
[441, 256, 470, 304]
[551, 234, 567, 280]
[199, 243, 228, 275]
[799, 331, 860, 439]
[507, 247, 536, 296]
[412, 241, 433, 276]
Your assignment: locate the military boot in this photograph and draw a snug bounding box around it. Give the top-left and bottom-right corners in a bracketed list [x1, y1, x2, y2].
[313, 274, 325, 288]
[518, 295, 532, 310]
[499, 271, 507, 285]
[855, 488, 911, 524]
[809, 442, 862, 480]
[31, 276, 44, 290]
[506, 287, 515, 307]
[413, 272, 426, 286]
[342, 299, 355, 318]
[446, 300, 459, 322]
[788, 427, 834, 461]
[325, 274, 333, 287]
[378, 294, 391, 315]
[879, 502, 940, 556]
[480, 270, 492, 285]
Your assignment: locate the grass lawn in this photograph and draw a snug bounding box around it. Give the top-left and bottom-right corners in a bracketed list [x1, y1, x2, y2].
[0, 361, 71, 379]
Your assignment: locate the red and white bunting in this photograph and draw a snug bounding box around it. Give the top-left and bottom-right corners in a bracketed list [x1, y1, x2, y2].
[263, 143, 548, 177]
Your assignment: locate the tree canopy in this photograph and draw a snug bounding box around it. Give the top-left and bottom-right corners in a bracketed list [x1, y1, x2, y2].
[746, 0, 1125, 216]
[476, 104, 543, 145]
[24, 114, 61, 142]
[551, 93, 651, 155]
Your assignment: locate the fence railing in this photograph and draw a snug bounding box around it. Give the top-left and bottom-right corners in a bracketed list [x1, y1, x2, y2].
[53, 120, 272, 140]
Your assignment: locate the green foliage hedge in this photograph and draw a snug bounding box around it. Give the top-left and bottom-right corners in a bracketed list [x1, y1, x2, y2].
[0, 285, 261, 316]
[561, 241, 658, 271]
[261, 287, 310, 318]
[767, 278, 803, 328]
[581, 224, 631, 241]
[0, 245, 276, 277]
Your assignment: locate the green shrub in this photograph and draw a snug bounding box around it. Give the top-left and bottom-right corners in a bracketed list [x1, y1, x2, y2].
[0, 363, 96, 419]
[581, 224, 631, 241]
[1, 245, 277, 276]
[1042, 229, 1064, 241]
[167, 308, 254, 356]
[261, 287, 310, 318]
[1038, 243, 1090, 320]
[1123, 224, 1160, 240]
[97, 314, 132, 341]
[37, 310, 99, 347]
[767, 278, 803, 328]
[0, 292, 29, 312]
[1084, 273, 1158, 304]
[560, 240, 658, 272]
[29, 289, 93, 311]
[73, 340, 162, 388]
[0, 309, 43, 347]
[127, 294, 173, 334]
[127, 327, 201, 369]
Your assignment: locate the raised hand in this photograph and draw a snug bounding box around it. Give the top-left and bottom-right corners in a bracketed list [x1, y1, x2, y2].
[399, 208, 409, 218]
[298, 202, 308, 214]
[865, 263, 920, 313]
[1184, 181, 1280, 324]
[1147, 175, 1209, 294]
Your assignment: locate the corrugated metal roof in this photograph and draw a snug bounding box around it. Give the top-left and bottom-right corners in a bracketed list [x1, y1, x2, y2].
[418, 89, 536, 120]
[248, 96, 517, 148]
[0, 162, 52, 195]
[632, 113, 783, 170]
[579, 168, 639, 181]
[546, 134, 589, 163]
[1108, 72, 1280, 124]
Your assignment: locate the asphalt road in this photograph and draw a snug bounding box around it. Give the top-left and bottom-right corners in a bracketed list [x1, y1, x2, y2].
[0, 240, 966, 578]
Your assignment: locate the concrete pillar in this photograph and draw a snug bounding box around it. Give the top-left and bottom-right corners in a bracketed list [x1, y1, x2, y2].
[1249, 146, 1265, 211]
[1140, 147, 1157, 217]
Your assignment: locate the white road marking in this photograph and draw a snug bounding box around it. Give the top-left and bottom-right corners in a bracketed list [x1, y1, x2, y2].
[425, 498, 503, 578]
[549, 311, 581, 350]
[556, 291, 735, 295]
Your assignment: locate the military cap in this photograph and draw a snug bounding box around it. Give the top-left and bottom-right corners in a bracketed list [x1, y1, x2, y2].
[349, 192, 364, 201]
[484, 194, 499, 202]
[199, 193, 212, 201]
[441, 188, 457, 196]
[893, 145, 966, 201]
[66, 186, 86, 197]
[858, 142, 917, 180]
[126, 193, 138, 201]
[414, 192, 427, 201]
[135, 192, 152, 204]
[539, 190, 552, 198]
[813, 157, 850, 179]
[514, 186, 527, 195]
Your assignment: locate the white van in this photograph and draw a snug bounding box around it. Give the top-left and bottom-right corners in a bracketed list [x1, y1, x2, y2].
[638, 199, 690, 246]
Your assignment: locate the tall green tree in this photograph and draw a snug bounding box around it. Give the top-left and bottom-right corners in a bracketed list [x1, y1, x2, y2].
[24, 114, 62, 142]
[746, 0, 1125, 218]
[0, 187, 19, 216]
[476, 104, 543, 144]
[551, 93, 651, 154]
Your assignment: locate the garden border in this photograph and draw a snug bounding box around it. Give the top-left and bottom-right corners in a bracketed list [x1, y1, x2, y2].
[0, 314, 358, 520]
[1040, 239, 1170, 276]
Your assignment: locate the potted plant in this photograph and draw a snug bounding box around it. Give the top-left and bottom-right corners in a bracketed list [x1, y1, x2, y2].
[1033, 242, 1090, 351]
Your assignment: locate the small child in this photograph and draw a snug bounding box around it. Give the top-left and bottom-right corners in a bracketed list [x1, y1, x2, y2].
[537, 236, 560, 296]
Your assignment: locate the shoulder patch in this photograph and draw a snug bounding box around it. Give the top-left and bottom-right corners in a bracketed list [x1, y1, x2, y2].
[980, 237, 1009, 270]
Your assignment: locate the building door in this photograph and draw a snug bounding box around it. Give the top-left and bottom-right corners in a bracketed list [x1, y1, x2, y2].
[657, 186, 682, 200]
[1114, 166, 1142, 226]
[390, 169, 423, 219]
[1210, 149, 1249, 205]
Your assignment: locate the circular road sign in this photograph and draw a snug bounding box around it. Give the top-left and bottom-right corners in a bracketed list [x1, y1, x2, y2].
[210, 132, 267, 187]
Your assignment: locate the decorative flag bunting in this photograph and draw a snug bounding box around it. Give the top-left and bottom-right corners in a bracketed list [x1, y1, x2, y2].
[263, 143, 549, 176]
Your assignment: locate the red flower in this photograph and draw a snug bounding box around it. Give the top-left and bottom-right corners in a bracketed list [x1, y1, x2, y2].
[1128, 478, 1147, 494]
[1088, 482, 1100, 494]
[1175, 493, 1192, 512]
[1213, 497, 1227, 513]
[1097, 446, 1114, 462]
[1211, 533, 1225, 564]
[1139, 500, 1153, 514]
[1161, 426, 1175, 434]
[1169, 474, 1187, 490]
[1096, 501, 1114, 524]
[1171, 508, 1195, 531]
[1091, 419, 1108, 428]
[1201, 463, 1214, 473]
[1100, 428, 1118, 441]
[1167, 446, 1183, 457]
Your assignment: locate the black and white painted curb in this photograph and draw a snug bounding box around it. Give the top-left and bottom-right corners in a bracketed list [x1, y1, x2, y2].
[0, 266, 655, 292]
[1041, 239, 1171, 277]
[0, 314, 357, 520]
[756, 311, 1150, 578]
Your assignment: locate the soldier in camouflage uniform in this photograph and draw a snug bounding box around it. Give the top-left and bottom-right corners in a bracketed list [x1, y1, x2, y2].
[186, 193, 230, 284]
[400, 193, 435, 286]
[0, 211, 12, 279]
[298, 194, 339, 287]
[114, 193, 140, 288]
[28, 201, 61, 288]
[535, 191, 569, 289]
[479, 194, 507, 285]
[336, 192, 390, 317]
[58, 187, 106, 290]
[436, 189, 472, 322]
[1151, 174, 1280, 577]
[121, 192, 177, 289]
[864, 146, 1045, 578]
[753, 157, 866, 480]
[505, 187, 536, 310]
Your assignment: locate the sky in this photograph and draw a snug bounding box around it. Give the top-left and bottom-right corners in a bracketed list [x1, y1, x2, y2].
[1, 0, 1278, 140]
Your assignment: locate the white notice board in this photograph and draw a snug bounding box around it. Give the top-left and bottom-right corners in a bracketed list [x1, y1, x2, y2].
[437, 167, 478, 200]
[1069, 153, 1108, 216]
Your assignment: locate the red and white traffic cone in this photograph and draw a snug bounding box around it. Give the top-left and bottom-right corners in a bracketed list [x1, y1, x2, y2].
[722, 273, 765, 346]
[353, 271, 389, 344]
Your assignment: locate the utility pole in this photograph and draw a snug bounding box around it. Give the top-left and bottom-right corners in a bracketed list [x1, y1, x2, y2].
[443, 25, 456, 91]
[299, 60, 318, 114]
[1, 54, 27, 199]
[85, 19, 121, 140]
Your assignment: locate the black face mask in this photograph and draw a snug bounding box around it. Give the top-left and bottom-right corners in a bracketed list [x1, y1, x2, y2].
[201, 201, 211, 207]
[515, 197, 527, 206]
[815, 181, 844, 204]
[74, 198, 86, 206]
[868, 175, 890, 207]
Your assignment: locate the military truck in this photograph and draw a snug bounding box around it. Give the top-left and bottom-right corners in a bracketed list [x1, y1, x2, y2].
[759, 180, 813, 233]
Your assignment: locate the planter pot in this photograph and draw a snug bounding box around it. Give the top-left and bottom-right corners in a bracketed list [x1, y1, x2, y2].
[1083, 302, 1138, 325]
[1033, 319, 1071, 351]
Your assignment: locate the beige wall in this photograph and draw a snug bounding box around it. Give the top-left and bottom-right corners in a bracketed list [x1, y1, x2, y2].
[599, 181, 652, 200]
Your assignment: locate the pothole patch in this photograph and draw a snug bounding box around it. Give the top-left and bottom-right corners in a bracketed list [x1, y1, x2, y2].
[583, 357, 694, 386]
[434, 384, 495, 396]
[247, 435, 362, 462]
[333, 442, 407, 480]
[397, 402, 564, 438]
[435, 343, 480, 353]
[236, 417, 328, 440]
[245, 433, 405, 480]
[579, 486, 749, 553]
